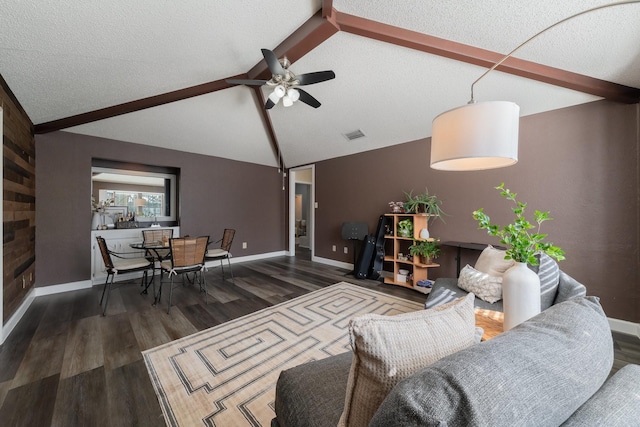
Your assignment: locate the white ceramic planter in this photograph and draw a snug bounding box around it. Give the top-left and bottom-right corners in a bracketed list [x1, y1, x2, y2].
[502, 262, 541, 331]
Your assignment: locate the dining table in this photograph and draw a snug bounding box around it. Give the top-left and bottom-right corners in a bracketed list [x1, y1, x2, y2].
[130, 240, 171, 299]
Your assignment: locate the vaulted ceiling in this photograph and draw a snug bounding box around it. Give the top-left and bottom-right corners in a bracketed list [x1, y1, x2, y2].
[2, 0, 639, 168]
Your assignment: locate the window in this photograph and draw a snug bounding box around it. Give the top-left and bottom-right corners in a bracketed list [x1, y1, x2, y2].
[91, 161, 179, 224]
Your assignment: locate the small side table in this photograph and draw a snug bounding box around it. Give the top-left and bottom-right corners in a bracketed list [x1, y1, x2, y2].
[474, 309, 504, 341]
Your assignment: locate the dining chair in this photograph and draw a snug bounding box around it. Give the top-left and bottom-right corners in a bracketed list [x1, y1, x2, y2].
[96, 236, 153, 316]
[141, 228, 174, 289]
[205, 228, 236, 283]
[142, 228, 173, 259]
[158, 236, 209, 314]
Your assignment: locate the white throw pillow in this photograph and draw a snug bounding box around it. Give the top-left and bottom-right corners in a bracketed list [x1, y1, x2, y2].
[474, 245, 514, 277]
[457, 264, 503, 303]
[337, 293, 477, 427]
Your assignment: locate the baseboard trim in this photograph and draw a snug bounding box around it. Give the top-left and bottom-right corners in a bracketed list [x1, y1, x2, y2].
[35, 279, 94, 297]
[609, 317, 640, 339]
[312, 256, 352, 270]
[204, 251, 286, 268]
[1, 280, 95, 344]
[1, 288, 36, 345]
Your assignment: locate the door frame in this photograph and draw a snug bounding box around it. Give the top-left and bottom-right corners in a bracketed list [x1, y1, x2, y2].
[288, 165, 315, 258]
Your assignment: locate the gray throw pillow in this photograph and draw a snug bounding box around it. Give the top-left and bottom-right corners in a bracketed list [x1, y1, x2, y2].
[528, 252, 560, 310]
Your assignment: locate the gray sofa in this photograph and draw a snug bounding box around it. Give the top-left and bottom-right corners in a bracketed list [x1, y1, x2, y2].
[271, 293, 640, 426]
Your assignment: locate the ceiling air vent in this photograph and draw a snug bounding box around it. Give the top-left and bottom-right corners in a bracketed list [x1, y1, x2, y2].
[343, 129, 366, 141]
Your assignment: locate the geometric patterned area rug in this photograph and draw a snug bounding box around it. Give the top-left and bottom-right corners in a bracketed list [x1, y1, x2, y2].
[142, 281, 423, 426]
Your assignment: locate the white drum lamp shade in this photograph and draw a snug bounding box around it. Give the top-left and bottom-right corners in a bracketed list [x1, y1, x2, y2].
[430, 101, 520, 171]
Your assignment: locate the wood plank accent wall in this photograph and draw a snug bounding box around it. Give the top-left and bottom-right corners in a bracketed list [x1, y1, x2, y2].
[1, 75, 35, 323]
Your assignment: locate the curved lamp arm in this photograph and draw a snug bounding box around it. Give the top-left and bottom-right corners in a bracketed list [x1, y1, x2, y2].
[470, 0, 640, 103]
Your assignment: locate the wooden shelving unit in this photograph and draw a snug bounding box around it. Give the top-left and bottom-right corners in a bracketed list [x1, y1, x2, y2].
[383, 213, 439, 293]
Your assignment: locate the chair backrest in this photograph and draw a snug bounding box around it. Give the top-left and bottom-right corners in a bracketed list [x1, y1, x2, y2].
[143, 228, 174, 244]
[220, 229, 235, 252]
[96, 236, 114, 270]
[170, 236, 209, 268]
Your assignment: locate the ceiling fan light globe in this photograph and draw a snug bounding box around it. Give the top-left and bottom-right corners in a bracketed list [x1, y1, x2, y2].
[274, 85, 286, 98]
[287, 88, 300, 102]
[282, 95, 293, 107]
[268, 91, 281, 104]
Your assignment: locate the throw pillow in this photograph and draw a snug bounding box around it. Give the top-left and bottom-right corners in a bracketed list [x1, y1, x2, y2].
[457, 264, 503, 303]
[337, 293, 476, 427]
[474, 244, 514, 277]
[424, 283, 461, 309]
[528, 253, 560, 310]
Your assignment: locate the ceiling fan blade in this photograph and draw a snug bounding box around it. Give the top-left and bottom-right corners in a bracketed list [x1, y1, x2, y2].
[261, 49, 285, 76]
[226, 78, 268, 86]
[295, 70, 336, 86]
[265, 98, 276, 109]
[296, 89, 321, 108]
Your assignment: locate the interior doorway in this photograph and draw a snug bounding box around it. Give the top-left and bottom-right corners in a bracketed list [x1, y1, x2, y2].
[289, 165, 314, 258]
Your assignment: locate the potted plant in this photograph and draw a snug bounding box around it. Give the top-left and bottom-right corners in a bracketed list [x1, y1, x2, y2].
[472, 183, 565, 330]
[403, 188, 446, 222]
[408, 237, 441, 265]
[388, 201, 405, 213]
[472, 183, 565, 265]
[396, 219, 413, 237]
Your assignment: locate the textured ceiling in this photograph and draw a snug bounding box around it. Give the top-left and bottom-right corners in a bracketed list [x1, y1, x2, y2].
[1, 0, 639, 168]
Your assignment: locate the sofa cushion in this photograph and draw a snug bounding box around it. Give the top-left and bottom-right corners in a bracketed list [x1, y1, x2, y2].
[457, 264, 503, 303]
[338, 293, 476, 427]
[474, 245, 514, 277]
[370, 296, 613, 427]
[561, 364, 640, 426]
[272, 351, 353, 427]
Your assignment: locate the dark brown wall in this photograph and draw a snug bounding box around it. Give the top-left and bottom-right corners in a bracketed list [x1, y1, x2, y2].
[315, 100, 639, 323]
[35, 131, 285, 286]
[1, 76, 36, 322]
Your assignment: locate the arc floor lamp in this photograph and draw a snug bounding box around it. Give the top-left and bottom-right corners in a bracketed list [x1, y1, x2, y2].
[430, 1, 640, 171]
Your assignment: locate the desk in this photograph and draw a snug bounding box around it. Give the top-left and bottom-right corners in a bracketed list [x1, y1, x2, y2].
[443, 241, 506, 277]
[475, 309, 504, 341]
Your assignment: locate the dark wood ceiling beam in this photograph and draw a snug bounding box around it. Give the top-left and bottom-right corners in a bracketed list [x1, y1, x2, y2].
[335, 11, 640, 104]
[322, 0, 334, 18]
[34, 74, 245, 134]
[247, 10, 339, 81]
[252, 87, 285, 169]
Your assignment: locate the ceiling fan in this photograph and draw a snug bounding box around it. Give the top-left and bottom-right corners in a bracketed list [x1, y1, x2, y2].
[227, 49, 335, 109]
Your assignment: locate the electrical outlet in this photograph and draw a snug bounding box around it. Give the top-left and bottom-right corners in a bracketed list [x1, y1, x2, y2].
[344, 246, 348, 254]
[22, 276, 26, 289]
[242, 242, 247, 249]
[332, 245, 336, 252]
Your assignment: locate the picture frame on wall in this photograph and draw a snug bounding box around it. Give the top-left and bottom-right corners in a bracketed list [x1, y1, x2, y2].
[104, 206, 128, 222]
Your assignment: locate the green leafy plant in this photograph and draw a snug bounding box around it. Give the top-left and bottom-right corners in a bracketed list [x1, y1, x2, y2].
[397, 219, 414, 237]
[403, 188, 446, 222]
[472, 183, 565, 265]
[408, 237, 441, 262]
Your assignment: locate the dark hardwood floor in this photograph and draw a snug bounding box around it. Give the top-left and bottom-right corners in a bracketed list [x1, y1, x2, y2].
[0, 253, 638, 426]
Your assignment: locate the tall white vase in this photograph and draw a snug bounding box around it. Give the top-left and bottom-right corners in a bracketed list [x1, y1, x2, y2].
[502, 262, 541, 331]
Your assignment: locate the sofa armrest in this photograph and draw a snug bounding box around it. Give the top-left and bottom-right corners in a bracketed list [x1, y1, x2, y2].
[553, 270, 587, 304]
[272, 351, 352, 427]
[561, 364, 640, 426]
